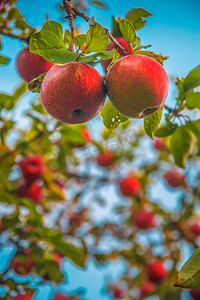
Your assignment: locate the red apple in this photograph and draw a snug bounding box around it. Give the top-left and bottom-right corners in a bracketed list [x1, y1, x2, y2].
[134, 210, 155, 229]
[81, 128, 91, 143]
[96, 150, 114, 167]
[119, 175, 141, 197]
[0, 219, 3, 233]
[12, 250, 34, 275]
[0, 0, 9, 10]
[18, 153, 45, 183]
[52, 293, 71, 300]
[190, 288, 200, 300]
[101, 36, 132, 73]
[154, 138, 166, 150]
[191, 222, 200, 236]
[40, 62, 106, 124]
[16, 46, 55, 82]
[112, 286, 126, 299]
[106, 54, 168, 118]
[10, 294, 32, 300]
[17, 181, 43, 204]
[140, 281, 155, 296]
[164, 168, 185, 188]
[147, 260, 167, 283]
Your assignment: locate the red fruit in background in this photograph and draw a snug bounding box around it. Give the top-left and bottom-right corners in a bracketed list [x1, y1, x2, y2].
[53, 252, 63, 264]
[11, 294, 32, 300]
[147, 260, 167, 283]
[69, 214, 83, 228]
[134, 210, 155, 229]
[40, 62, 106, 124]
[96, 150, 114, 167]
[81, 128, 91, 144]
[154, 138, 166, 150]
[140, 281, 155, 296]
[0, 0, 9, 10]
[164, 168, 185, 188]
[112, 286, 126, 299]
[16, 46, 55, 82]
[17, 181, 43, 204]
[101, 36, 132, 73]
[12, 251, 34, 275]
[52, 293, 71, 300]
[190, 288, 200, 300]
[18, 153, 45, 183]
[106, 54, 168, 119]
[119, 175, 141, 197]
[0, 219, 3, 233]
[191, 222, 200, 235]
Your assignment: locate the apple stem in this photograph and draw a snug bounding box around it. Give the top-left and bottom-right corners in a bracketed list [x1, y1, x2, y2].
[63, 0, 76, 52]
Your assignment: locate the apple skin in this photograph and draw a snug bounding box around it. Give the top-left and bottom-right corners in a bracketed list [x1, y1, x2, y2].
[12, 250, 34, 275]
[134, 210, 155, 229]
[147, 260, 167, 283]
[154, 138, 166, 150]
[119, 175, 141, 197]
[40, 62, 106, 124]
[96, 150, 114, 167]
[106, 54, 168, 118]
[18, 153, 45, 183]
[16, 46, 55, 82]
[190, 222, 200, 235]
[190, 289, 200, 300]
[11, 294, 32, 300]
[101, 36, 132, 74]
[52, 293, 71, 300]
[164, 168, 185, 188]
[17, 181, 43, 204]
[140, 281, 155, 296]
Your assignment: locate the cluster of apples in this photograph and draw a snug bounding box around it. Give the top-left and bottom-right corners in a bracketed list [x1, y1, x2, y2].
[16, 35, 168, 124]
[9, 292, 71, 300]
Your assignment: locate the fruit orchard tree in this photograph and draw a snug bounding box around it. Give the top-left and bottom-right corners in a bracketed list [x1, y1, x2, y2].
[0, 0, 200, 299]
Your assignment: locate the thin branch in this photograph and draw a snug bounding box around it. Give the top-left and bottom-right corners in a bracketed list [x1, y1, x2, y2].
[0, 29, 30, 43]
[63, 0, 75, 52]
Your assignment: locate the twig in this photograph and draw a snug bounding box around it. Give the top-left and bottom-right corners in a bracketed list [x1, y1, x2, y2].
[63, 0, 76, 52]
[0, 29, 30, 43]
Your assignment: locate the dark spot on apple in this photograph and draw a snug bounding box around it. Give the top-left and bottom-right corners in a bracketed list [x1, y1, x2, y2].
[72, 109, 85, 117]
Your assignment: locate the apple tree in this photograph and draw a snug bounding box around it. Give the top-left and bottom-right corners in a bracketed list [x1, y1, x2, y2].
[0, 0, 200, 299]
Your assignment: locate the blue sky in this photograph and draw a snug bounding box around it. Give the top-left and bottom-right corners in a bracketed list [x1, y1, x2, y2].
[0, 0, 200, 299]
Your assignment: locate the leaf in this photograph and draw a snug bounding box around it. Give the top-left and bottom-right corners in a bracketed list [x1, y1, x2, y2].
[2, 215, 19, 228]
[29, 20, 79, 63]
[74, 34, 86, 48]
[155, 122, 178, 137]
[86, 22, 109, 52]
[125, 7, 152, 30]
[144, 106, 163, 139]
[175, 248, 200, 288]
[0, 82, 27, 110]
[119, 19, 136, 44]
[175, 77, 185, 101]
[79, 49, 114, 64]
[0, 54, 10, 65]
[90, 0, 108, 9]
[185, 92, 200, 109]
[28, 73, 47, 93]
[186, 120, 200, 155]
[101, 100, 129, 130]
[111, 16, 121, 37]
[170, 125, 193, 168]
[183, 65, 200, 93]
[134, 50, 169, 65]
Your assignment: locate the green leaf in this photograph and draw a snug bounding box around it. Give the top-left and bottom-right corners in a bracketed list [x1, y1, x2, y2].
[29, 20, 79, 63]
[134, 50, 169, 65]
[155, 122, 178, 137]
[185, 92, 200, 109]
[119, 19, 136, 44]
[111, 16, 121, 37]
[0, 54, 10, 65]
[101, 100, 129, 130]
[186, 120, 200, 155]
[74, 34, 86, 48]
[183, 65, 200, 93]
[12, 81, 27, 99]
[2, 215, 19, 228]
[90, 0, 108, 9]
[107, 48, 121, 70]
[170, 125, 193, 168]
[43, 260, 63, 283]
[144, 106, 164, 139]
[60, 126, 86, 144]
[79, 49, 114, 64]
[28, 72, 47, 93]
[125, 8, 152, 30]
[0, 82, 27, 110]
[86, 22, 109, 52]
[175, 248, 200, 288]
[175, 77, 186, 101]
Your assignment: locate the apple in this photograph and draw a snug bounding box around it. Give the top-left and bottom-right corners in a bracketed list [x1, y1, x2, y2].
[112, 286, 126, 299]
[11, 294, 32, 300]
[0, 219, 3, 233]
[164, 168, 185, 188]
[140, 281, 155, 296]
[18, 153, 44, 183]
[119, 174, 141, 197]
[106, 54, 168, 118]
[40, 62, 106, 124]
[190, 288, 200, 300]
[96, 150, 114, 167]
[0, 0, 9, 10]
[147, 260, 167, 283]
[154, 138, 166, 150]
[12, 250, 34, 275]
[101, 36, 132, 73]
[134, 210, 155, 229]
[17, 181, 43, 204]
[16, 46, 55, 82]
[52, 293, 71, 300]
[190, 222, 200, 236]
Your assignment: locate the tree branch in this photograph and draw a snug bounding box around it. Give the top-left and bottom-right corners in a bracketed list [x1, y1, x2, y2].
[63, 0, 76, 52]
[0, 29, 30, 43]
